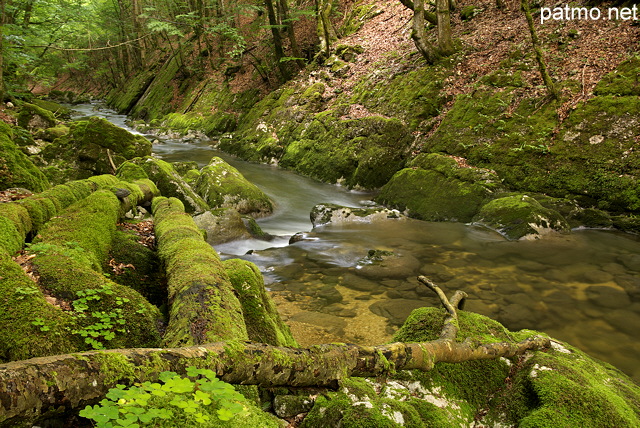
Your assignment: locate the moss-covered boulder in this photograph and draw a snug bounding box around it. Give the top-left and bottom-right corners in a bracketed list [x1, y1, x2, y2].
[0, 122, 50, 192]
[547, 95, 640, 211]
[302, 307, 640, 427]
[17, 103, 57, 131]
[30, 99, 72, 119]
[377, 153, 501, 222]
[223, 258, 298, 347]
[194, 157, 273, 217]
[34, 117, 152, 184]
[594, 56, 640, 96]
[123, 157, 209, 214]
[310, 203, 404, 228]
[474, 194, 570, 240]
[219, 80, 414, 189]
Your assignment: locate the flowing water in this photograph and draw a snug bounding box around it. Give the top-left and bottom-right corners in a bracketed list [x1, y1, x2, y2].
[72, 103, 640, 383]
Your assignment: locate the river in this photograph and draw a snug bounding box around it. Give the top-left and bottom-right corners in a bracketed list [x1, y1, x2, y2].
[72, 102, 640, 383]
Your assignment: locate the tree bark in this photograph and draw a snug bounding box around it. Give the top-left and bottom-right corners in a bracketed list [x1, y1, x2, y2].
[411, 0, 439, 64]
[436, 0, 454, 55]
[264, 0, 290, 80]
[316, 0, 337, 58]
[521, 0, 558, 99]
[0, 336, 549, 425]
[398, 0, 438, 25]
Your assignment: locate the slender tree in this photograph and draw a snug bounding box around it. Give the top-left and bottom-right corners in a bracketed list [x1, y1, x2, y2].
[521, 0, 558, 99]
[411, 0, 439, 63]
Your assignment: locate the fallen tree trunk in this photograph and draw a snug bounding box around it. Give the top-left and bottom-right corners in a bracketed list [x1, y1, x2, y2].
[0, 336, 549, 425]
[0, 280, 550, 425]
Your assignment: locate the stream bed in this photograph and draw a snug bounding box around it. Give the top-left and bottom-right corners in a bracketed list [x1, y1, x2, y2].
[73, 103, 640, 383]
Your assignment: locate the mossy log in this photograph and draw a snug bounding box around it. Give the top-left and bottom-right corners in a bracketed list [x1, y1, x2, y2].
[0, 280, 549, 425]
[152, 196, 249, 346]
[1, 177, 163, 361]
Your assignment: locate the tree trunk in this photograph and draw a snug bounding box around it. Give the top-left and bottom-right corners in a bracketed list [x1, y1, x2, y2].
[521, 0, 558, 99]
[279, 0, 304, 68]
[0, 0, 5, 101]
[0, 336, 549, 425]
[264, 0, 290, 80]
[0, 277, 549, 425]
[316, 0, 337, 58]
[436, 0, 454, 55]
[398, 0, 438, 25]
[411, 0, 439, 64]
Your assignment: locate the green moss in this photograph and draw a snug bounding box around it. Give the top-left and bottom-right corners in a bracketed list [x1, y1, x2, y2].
[223, 259, 297, 347]
[30, 99, 71, 119]
[0, 122, 50, 192]
[107, 69, 156, 114]
[152, 197, 248, 346]
[35, 117, 152, 185]
[194, 157, 273, 217]
[129, 54, 183, 121]
[474, 194, 570, 240]
[17, 102, 57, 130]
[0, 251, 80, 362]
[594, 55, 640, 96]
[340, 3, 383, 37]
[376, 163, 495, 222]
[116, 161, 149, 181]
[93, 352, 138, 384]
[130, 157, 209, 214]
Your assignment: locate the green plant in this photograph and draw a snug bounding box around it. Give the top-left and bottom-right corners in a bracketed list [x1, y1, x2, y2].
[70, 285, 129, 350]
[31, 317, 51, 332]
[14, 286, 39, 300]
[79, 367, 246, 427]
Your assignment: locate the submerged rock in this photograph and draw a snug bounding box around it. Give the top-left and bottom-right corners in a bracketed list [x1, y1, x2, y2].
[193, 208, 254, 245]
[310, 203, 403, 228]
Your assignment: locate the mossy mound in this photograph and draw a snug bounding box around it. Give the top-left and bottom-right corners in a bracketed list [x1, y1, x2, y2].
[123, 158, 209, 214]
[548, 95, 640, 211]
[194, 157, 273, 217]
[35, 117, 152, 184]
[17, 103, 57, 131]
[474, 194, 570, 240]
[223, 258, 298, 347]
[0, 250, 81, 362]
[377, 153, 501, 222]
[303, 307, 640, 427]
[0, 122, 50, 193]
